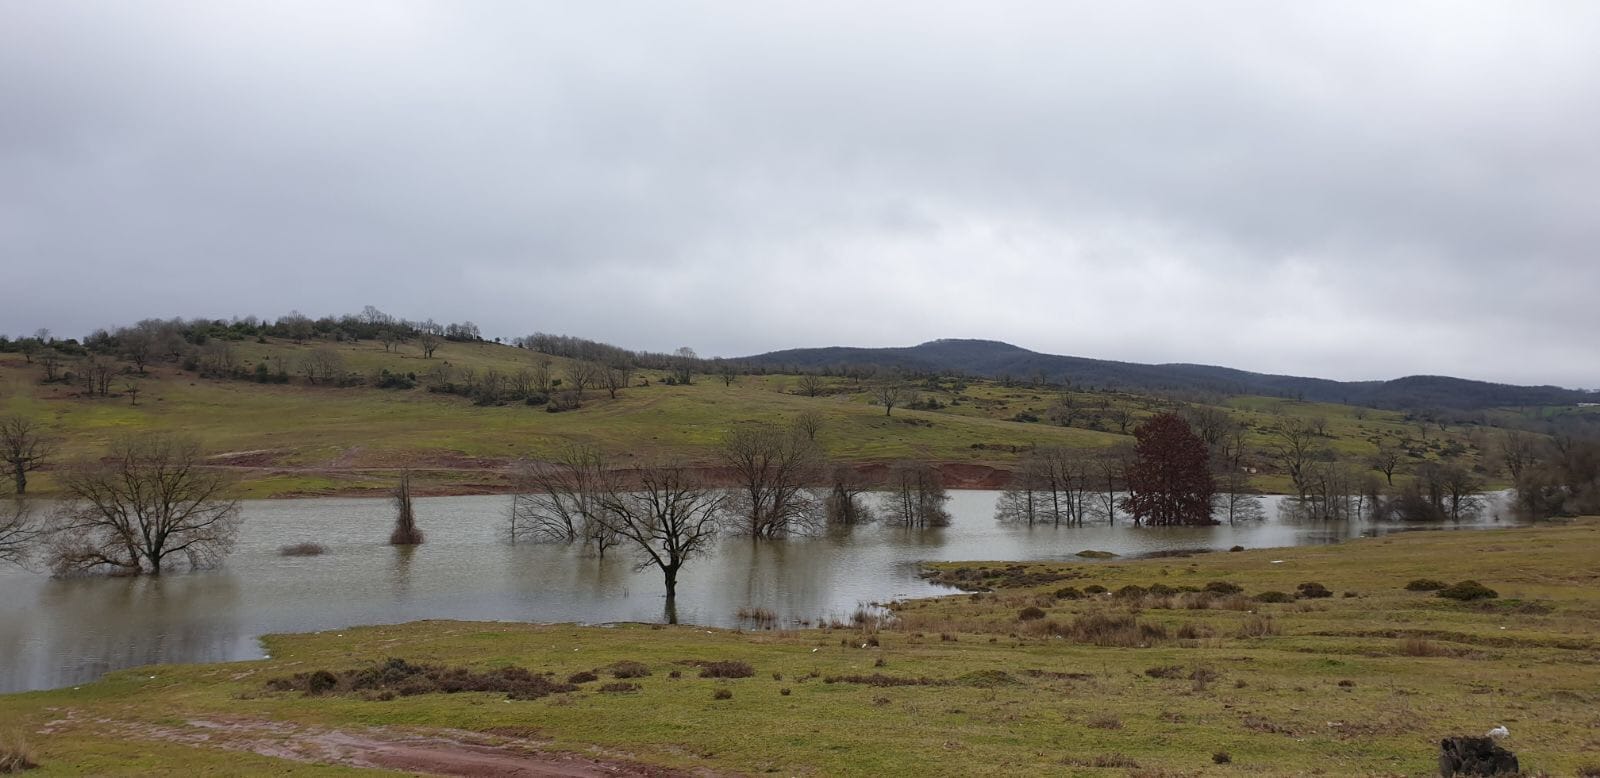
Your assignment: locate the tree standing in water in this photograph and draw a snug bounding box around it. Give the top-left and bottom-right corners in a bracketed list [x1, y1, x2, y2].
[389, 471, 425, 545]
[1122, 413, 1216, 526]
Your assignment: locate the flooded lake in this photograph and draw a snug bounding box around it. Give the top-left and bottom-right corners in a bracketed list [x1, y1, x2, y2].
[0, 491, 1516, 693]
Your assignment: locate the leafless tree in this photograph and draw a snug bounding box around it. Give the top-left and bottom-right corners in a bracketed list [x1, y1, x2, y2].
[1046, 393, 1080, 428]
[1088, 444, 1134, 524]
[389, 471, 425, 545]
[0, 416, 53, 495]
[565, 361, 601, 398]
[1268, 420, 1319, 499]
[123, 382, 142, 406]
[671, 347, 696, 385]
[716, 360, 737, 387]
[797, 374, 825, 397]
[720, 421, 823, 538]
[997, 447, 1089, 527]
[602, 363, 632, 399]
[301, 348, 345, 385]
[80, 354, 117, 396]
[378, 329, 401, 352]
[119, 326, 156, 373]
[38, 348, 65, 383]
[823, 464, 874, 526]
[531, 358, 553, 394]
[1181, 405, 1234, 450]
[1496, 431, 1540, 482]
[881, 461, 951, 528]
[417, 329, 441, 358]
[873, 381, 909, 417]
[1369, 443, 1404, 485]
[509, 446, 617, 555]
[0, 497, 36, 566]
[48, 434, 241, 576]
[794, 410, 823, 442]
[593, 461, 724, 611]
[1109, 407, 1134, 434]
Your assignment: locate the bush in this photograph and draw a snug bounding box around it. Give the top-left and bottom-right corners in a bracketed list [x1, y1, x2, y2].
[0, 731, 38, 774]
[1253, 591, 1293, 603]
[1296, 582, 1333, 599]
[1083, 584, 1108, 595]
[1018, 606, 1047, 621]
[1147, 583, 1178, 596]
[1054, 586, 1084, 600]
[609, 661, 651, 679]
[1204, 581, 1243, 595]
[1235, 614, 1279, 638]
[567, 671, 598, 684]
[1405, 578, 1448, 591]
[698, 660, 755, 679]
[1228, 545, 1244, 552]
[1086, 714, 1122, 730]
[1437, 580, 1498, 601]
[1113, 585, 1148, 599]
[712, 688, 733, 700]
[1213, 752, 1232, 764]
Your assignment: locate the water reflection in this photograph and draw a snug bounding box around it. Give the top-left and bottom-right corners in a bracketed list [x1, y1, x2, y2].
[0, 491, 1514, 693]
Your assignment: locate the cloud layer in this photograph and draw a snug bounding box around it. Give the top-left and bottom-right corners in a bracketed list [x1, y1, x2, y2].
[3, 2, 1597, 387]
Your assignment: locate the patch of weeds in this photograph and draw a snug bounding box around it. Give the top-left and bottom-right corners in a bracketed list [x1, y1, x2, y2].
[1054, 586, 1084, 600]
[1086, 714, 1123, 730]
[1083, 584, 1108, 595]
[1235, 614, 1279, 638]
[1398, 637, 1454, 657]
[609, 661, 651, 679]
[566, 670, 598, 684]
[1212, 751, 1231, 764]
[1176, 622, 1214, 640]
[696, 660, 755, 679]
[1145, 665, 1185, 679]
[1114, 584, 1148, 599]
[1204, 580, 1243, 595]
[1253, 590, 1293, 603]
[0, 731, 38, 774]
[780, 687, 791, 696]
[712, 688, 733, 700]
[824, 674, 934, 687]
[1405, 578, 1447, 591]
[1018, 606, 1047, 621]
[264, 658, 578, 701]
[598, 681, 640, 693]
[1064, 753, 1139, 768]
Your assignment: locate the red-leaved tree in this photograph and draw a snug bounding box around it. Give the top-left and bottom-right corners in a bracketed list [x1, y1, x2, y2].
[1121, 413, 1216, 526]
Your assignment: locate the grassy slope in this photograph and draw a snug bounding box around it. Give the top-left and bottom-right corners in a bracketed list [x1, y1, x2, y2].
[1, 520, 1595, 776]
[1, 337, 1508, 497]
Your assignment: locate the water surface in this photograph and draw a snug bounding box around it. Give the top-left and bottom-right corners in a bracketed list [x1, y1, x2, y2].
[0, 491, 1516, 693]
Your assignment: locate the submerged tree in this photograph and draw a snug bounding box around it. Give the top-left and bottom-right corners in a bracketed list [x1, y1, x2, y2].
[1121, 413, 1216, 526]
[881, 461, 951, 528]
[508, 446, 617, 556]
[49, 434, 241, 576]
[720, 421, 823, 538]
[0, 497, 36, 566]
[824, 464, 874, 526]
[996, 447, 1089, 526]
[592, 462, 724, 615]
[0, 415, 53, 496]
[389, 471, 425, 545]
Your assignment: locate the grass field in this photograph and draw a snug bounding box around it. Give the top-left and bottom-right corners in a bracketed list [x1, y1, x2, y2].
[0, 337, 1514, 497]
[1, 519, 1595, 775]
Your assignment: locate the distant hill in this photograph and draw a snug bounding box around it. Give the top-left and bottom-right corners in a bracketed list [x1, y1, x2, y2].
[740, 339, 1595, 410]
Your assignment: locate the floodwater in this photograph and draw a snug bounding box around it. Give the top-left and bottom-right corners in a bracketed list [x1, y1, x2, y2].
[0, 491, 1517, 693]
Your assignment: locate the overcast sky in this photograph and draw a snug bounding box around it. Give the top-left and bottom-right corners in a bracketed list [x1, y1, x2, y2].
[3, 2, 1597, 387]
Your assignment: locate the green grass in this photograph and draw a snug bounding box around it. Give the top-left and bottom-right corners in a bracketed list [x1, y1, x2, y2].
[1, 338, 1512, 497]
[1, 519, 1595, 775]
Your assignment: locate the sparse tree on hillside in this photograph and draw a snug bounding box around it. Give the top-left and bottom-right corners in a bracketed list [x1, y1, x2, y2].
[417, 329, 441, 358]
[873, 381, 909, 417]
[797, 374, 825, 397]
[301, 348, 344, 385]
[881, 461, 951, 528]
[1122, 413, 1216, 526]
[38, 348, 64, 383]
[602, 363, 632, 399]
[531, 358, 553, 394]
[794, 410, 823, 442]
[565, 361, 601, 398]
[716, 360, 737, 387]
[1047, 393, 1081, 428]
[0, 416, 53, 495]
[49, 434, 241, 576]
[80, 354, 116, 397]
[119, 326, 155, 373]
[720, 421, 823, 538]
[672, 347, 697, 385]
[1370, 443, 1404, 486]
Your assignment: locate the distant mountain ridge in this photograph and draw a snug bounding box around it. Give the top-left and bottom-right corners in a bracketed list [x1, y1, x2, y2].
[740, 339, 1595, 410]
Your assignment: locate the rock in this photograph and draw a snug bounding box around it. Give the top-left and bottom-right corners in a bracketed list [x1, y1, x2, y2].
[1438, 736, 1519, 777]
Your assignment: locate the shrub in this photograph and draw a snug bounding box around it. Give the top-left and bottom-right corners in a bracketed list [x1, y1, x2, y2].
[1405, 578, 1447, 591]
[0, 731, 37, 774]
[567, 671, 598, 684]
[1204, 581, 1243, 595]
[1296, 582, 1333, 599]
[1054, 586, 1084, 600]
[1228, 545, 1245, 552]
[1146, 583, 1177, 596]
[1086, 714, 1123, 730]
[1437, 580, 1498, 601]
[609, 661, 651, 679]
[1018, 606, 1047, 621]
[1114, 585, 1148, 599]
[1253, 591, 1293, 603]
[278, 542, 327, 557]
[1065, 612, 1168, 647]
[264, 658, 578, 701]
[1083, 584, 1108, 595]
[1235, 614, 1279, 638]
[1398, 637, 1452, 657]
[780, 687, 791, 696]
[698, 660, 755, 679]
[1145, 665, 1185, 679]
[712, 688, 733, 700]
[1213, 752, 1232, 765]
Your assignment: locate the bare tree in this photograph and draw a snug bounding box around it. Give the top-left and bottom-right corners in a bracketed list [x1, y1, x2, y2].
[720, 421, 823, 538]
[509, 446, 617, 555]
[823, 464, 874, 526]
[301, 348, 345, 385]
[881, 461, 951, 528]
[389, 471, 425, 545]
[1370, 443, 1404, 486]
[593, 461, 724, 613]
[794, 410, 823, 442]
[1109, 407, 1134, 434]
[38, 348, 65, 383]
[198, 341, 238, 377]
[0, 416, 53, 495]
[1268, 420, 1319, 499]
[48, 434, 241, 576]
[671, 347, 696, 385]
[122, 381, 142, 406]
[716, 360, 737, 387]
[119, 326, 156, 374]
[602, 363, 632, 399]
[378, 329, 402, 352]
[797, 374, 825, 397]
[531, 358, 553, 394]
[873, 381, 909, 417]
[1088, 445, 1133, 525]
[997, 447, 1090, 527]
[417, 329, 441, 359]
[0, 497, 36, 566]
[80, 354, 117, 397]
[564, 361, 601, 398]
[1046, 393, 1080, 428]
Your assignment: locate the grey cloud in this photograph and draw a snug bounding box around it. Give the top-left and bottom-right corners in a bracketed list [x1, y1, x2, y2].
[3, 1, 1598, 387]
